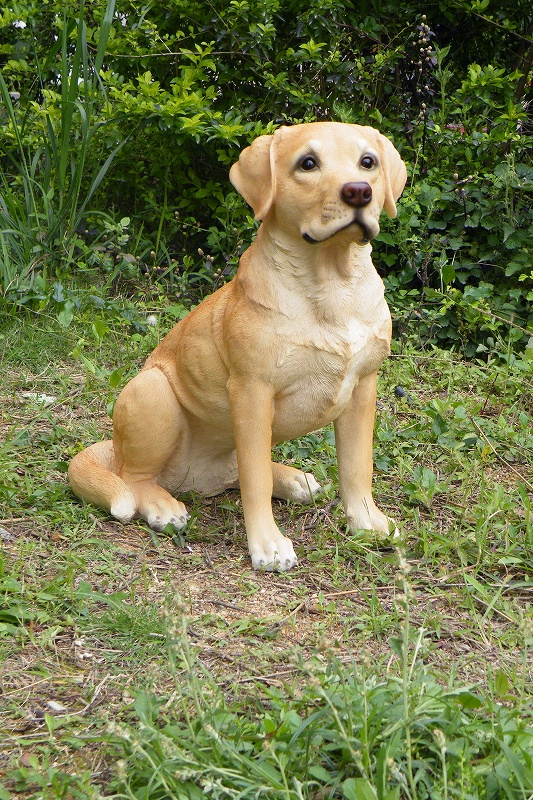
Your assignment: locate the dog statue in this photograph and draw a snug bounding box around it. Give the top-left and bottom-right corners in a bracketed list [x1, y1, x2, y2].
[69, 122, 407, 570]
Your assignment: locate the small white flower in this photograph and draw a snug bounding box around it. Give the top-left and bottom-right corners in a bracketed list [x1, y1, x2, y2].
[14, 20, 27, 28]
[146, 315, 158, 326]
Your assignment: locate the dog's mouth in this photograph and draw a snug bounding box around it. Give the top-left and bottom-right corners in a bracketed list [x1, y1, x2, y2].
[302, 214, 375, 246]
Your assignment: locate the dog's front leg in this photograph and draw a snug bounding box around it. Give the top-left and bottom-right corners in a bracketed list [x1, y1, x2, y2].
[334, 370, 393, 535]
[228, 378, 298, 571]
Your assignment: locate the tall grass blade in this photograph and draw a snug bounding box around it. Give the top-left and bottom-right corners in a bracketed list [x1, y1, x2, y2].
[0, 0, 123, 304]
[95, 0, 116, 78]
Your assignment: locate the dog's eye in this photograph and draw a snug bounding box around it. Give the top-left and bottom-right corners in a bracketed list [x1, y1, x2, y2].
[300, 156, 318, 171]
[361, 155, 376, 169]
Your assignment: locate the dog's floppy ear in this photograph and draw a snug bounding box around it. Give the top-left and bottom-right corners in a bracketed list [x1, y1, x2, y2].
[374, 131, 407, 218]
[229, 134, 276, 220]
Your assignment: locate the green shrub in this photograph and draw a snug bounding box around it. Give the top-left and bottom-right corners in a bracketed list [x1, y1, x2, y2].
[0, 0, 122, 305]
[1, 0, 532, 353]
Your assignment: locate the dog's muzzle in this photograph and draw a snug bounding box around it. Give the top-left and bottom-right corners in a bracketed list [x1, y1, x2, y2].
[302, 182, 375, 245]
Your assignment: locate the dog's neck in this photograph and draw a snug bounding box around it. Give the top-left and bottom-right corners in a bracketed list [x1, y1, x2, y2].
[254, 219, 374, 281]
[237, 220, 384, 325]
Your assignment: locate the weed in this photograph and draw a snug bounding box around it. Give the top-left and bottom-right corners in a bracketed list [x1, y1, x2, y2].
[107, 597, 533, 799]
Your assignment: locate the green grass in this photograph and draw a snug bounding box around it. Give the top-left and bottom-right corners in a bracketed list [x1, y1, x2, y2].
[1, 307, 532, 799]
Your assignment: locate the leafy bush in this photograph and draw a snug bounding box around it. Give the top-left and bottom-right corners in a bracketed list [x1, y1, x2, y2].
[1, 0, 532, 353]
[0, 0, 140, 312]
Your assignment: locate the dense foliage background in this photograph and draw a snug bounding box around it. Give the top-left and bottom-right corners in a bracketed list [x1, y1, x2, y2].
[1, 0, 532, 356]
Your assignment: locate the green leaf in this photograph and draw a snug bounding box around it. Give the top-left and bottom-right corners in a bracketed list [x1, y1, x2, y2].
[108, 367, 126, 389]
[94, 0, 116, 78]
[343, 778, 377, 800]
[388, 636, 403, 657]
[308, 765, 332, 783]
[494, 668, 510, 698]
[441, 261, 456, 285]
[503, 223, 515, 242]
[134, 691, 160, 725]
[384, 789, 401, 800]
[91, 318, 108, 342]
[451, 691, 484, 709]
[57, 301, 75, 329]
[504, 261, 521, 276]
[254, 759, 284, 786]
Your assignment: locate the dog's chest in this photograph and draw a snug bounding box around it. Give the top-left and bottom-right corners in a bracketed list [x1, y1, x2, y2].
[272, 308, 390, 435]
[336, 318, 380, 400]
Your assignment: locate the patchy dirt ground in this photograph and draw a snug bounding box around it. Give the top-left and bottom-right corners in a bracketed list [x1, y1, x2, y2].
[2, 495, 530, 718]
[2, 346, 533, 792]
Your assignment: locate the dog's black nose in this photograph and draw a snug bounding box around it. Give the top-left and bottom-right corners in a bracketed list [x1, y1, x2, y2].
[341, 182, 372, 208]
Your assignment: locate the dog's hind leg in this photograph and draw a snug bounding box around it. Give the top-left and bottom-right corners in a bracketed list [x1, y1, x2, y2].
[108, 367, 189, 531]
[271, 462, 321, 503]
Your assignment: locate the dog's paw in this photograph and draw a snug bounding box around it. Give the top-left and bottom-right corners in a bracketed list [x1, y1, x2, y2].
[145, 503, 189, 532]
[110, 490, 137, 525]
[136, 488, 189, 532]
[272, 464, 321, 503]
[345, 498, 398, 539]
[289, 471, 321, 503]
[249, 532, 298, 572]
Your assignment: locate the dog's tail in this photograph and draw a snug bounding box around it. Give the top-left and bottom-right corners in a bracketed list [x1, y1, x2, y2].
[68, 441, 137, 523]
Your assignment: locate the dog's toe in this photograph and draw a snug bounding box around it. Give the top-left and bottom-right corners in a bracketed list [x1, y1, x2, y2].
[169, 512, 190, 529]
[346, 500, 397, 539]
[299, 472, 321, 499]
[148, 509, 189, 532]
[148, 514, 164, 531]
[250, 534, 298, 572]
[283, 554, 298, 570]
[253, 553, 298, 572]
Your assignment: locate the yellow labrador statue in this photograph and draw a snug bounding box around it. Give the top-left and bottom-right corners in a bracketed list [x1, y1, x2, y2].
[69, 122, 407, 571]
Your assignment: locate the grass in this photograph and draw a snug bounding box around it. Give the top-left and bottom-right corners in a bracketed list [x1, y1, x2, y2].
[1, 305, 533, 799]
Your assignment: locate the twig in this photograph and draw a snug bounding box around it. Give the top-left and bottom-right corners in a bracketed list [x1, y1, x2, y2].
[211, 599, 247, 612]
[3, 675, 77, 697]
[237, 668, 296, 684]
[450, 1, 533, 44]
[79, 675, 116, 714]
[467, 595, 515, 624]
[322, 587, 396, 598]
[266, 600, 307, 631]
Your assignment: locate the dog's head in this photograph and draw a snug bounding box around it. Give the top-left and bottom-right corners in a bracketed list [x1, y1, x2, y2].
[230, 122, 407, 245]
